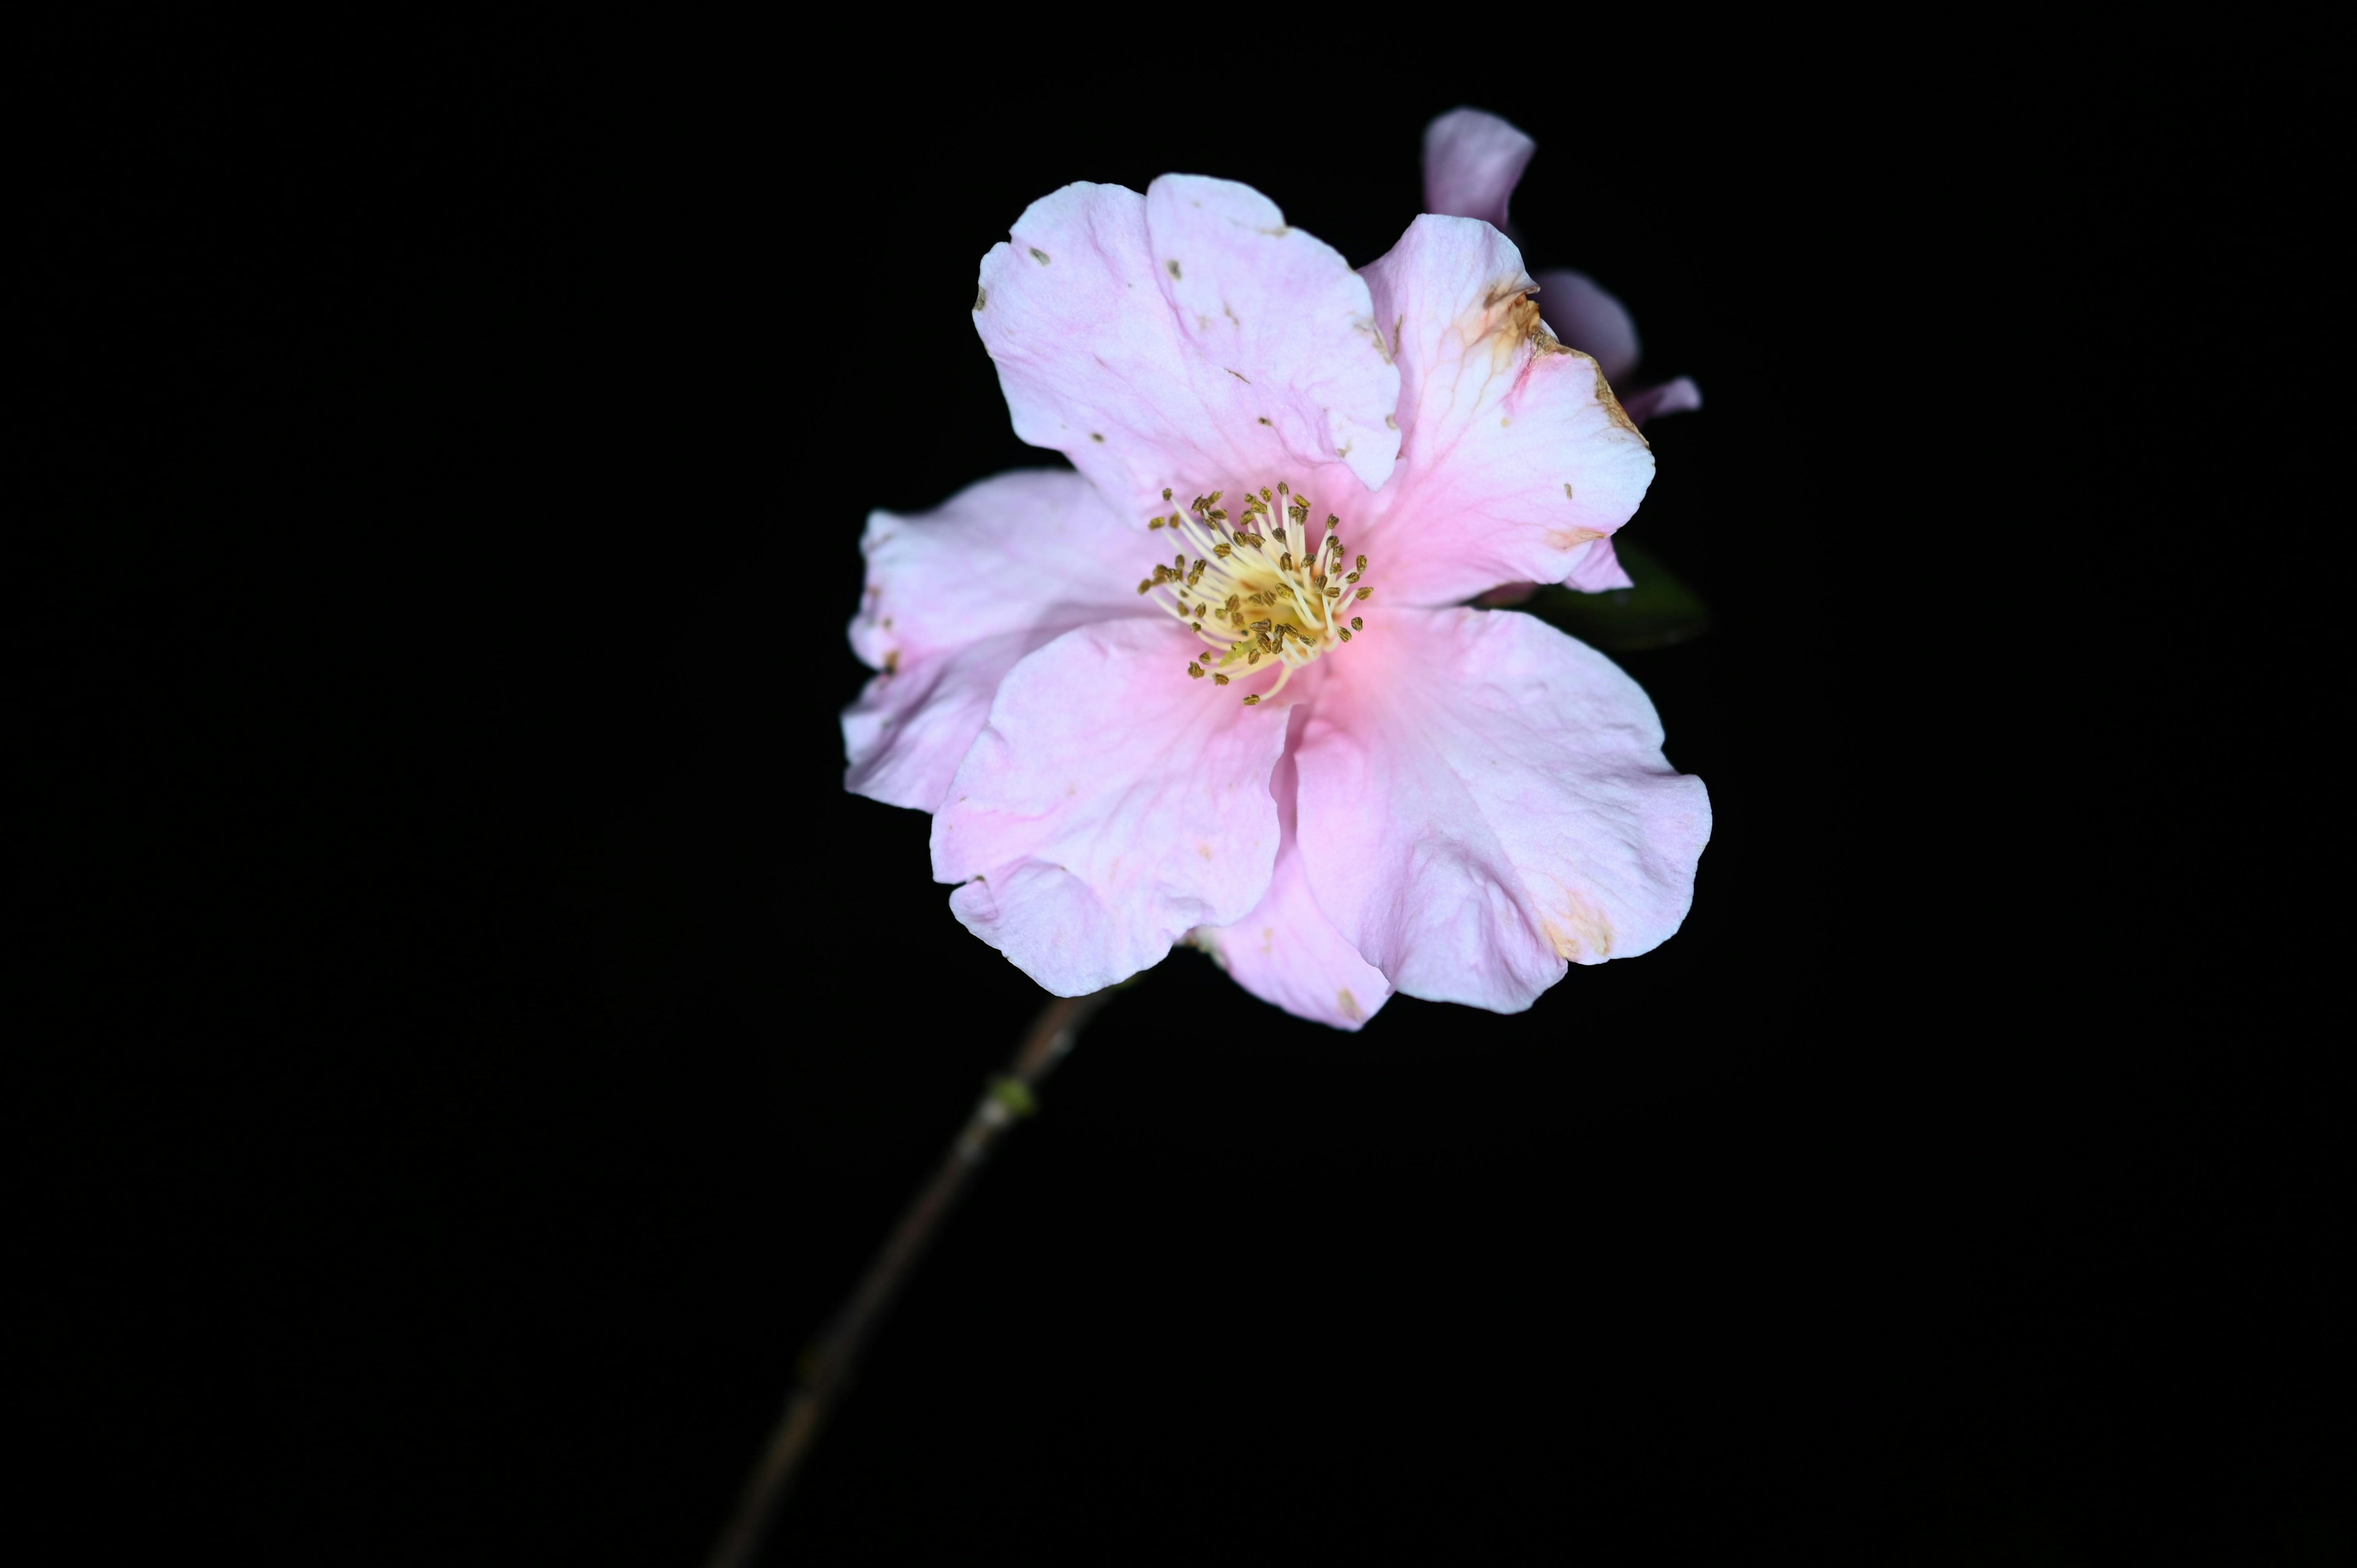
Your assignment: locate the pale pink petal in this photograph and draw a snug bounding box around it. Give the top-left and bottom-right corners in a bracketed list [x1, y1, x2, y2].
[1293, 606, 1709, 1013]
[1356, 217, 1655, 607]
[1421, 109, 1535, 233]
[972, 177, 1399, 518]
[1531, 268, 1640, 387]
[848, 468, 1147, 671]
[843, 469, 1158, 812]
[1619, 376, 1703, 427]
[1190, 710, 1391, 1030]
[844, 633, 1039, 813]
[1562, 535, 1635, 592]
[931, 619, 1295, 995]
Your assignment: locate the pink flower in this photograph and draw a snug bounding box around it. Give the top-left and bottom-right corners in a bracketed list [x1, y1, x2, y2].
[843, 172, 1709, 1029]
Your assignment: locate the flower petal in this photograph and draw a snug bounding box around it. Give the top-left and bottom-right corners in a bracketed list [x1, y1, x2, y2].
[1531, 268, 1640, 387]
[1190, 710, 1391, 1030]
[972, 177, 1399, 517]
[1562, 535, 1635, 593]
[848, 468, 1147, 671]
[843, 469, 1158, 812]
[1293, 606, 1709, 1013]
[1620, 376, 1703, 427]
[1357, 217, 1655, 608]
[931, 619, 1293, 995]
[844, 633, 1037, 813]
[1421, 109, 1535, 233]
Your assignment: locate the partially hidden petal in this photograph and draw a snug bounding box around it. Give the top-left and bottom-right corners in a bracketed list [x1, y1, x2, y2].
[1190, 709, 1391, 1030]
[1357, 217, 1655, 608]
[849, 468, 1150, 672]
[1293, 606, 1709, 1013]
[1619, 376, 1703, 427]
[931, 619, 1293, 995]
[1421, 109, 1535, 233]
[1561, 535, 1635, 592]
[972, 178, 1399, 517]
[1531, 268, 1640, 387]
[844, 469, 1162, 813]
[844, 632, 1035, 813]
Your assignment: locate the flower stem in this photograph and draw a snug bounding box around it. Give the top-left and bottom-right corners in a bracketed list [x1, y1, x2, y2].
[703, 987, 1116, 1568]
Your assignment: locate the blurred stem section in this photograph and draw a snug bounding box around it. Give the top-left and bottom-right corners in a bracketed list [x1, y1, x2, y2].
[705, 987, 1117, 1568]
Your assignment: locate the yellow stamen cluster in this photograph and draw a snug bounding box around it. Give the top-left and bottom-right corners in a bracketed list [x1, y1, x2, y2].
[1135, 481, 1372, 705]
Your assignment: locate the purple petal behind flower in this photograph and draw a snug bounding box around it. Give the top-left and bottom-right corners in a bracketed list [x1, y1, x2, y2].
[1422, 108, 1535, 232]
[1618, 376, 1703, 427]
[1531, 268, 1641, 387]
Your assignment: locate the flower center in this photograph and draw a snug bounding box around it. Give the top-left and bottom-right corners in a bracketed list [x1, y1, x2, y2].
[1133, 481, 1373, 706]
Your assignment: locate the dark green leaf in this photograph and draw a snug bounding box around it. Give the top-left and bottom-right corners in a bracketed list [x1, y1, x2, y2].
[1504, 538, 1712, 651]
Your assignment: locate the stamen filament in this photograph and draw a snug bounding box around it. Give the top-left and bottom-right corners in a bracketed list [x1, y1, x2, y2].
[1131, 479, 1373, 704]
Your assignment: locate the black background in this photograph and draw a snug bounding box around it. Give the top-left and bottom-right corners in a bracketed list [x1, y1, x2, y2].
[65, 24, 2348, 1567]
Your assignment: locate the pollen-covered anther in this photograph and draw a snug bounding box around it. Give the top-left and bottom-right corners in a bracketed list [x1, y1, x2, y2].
[1134, 479, 1374, 703]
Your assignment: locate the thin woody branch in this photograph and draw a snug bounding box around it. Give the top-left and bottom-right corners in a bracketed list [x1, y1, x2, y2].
[703, 987, 1115, 1568]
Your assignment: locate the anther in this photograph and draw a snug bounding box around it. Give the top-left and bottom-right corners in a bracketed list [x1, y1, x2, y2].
[1350, 616, 1363, 630]
[1355, 587, 1371, 600]
[1213, 673, 1230, 686]
[1242, 694, 1261, 705]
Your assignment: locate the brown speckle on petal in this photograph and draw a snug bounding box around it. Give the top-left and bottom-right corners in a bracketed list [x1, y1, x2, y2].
[1029, 247, 1051, 266]
[1543, 887, 1616, 960]
[972, 287, 986, 311]
[883, 649, 899, 674]
[1487, 292, 1571, 373]
[1590, 357, 1646, 442]
[1167, 259, 1182, 278]
[1090, 432, 1105, 442]
[1258, 416, 1272, 426]
[1563, 482, 1576, 501]
[1337, 989, 1364, 1022]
